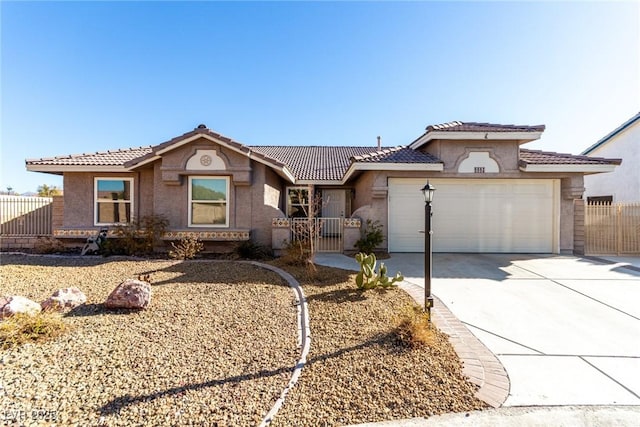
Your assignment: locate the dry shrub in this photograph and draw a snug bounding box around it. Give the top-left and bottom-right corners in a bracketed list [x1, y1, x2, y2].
[280, 238, 311, 266]
[394, 304, 435, 348]
[0, 312, 68, 349]
[169, 237, 204, 260]
[33, 237, 65, 254]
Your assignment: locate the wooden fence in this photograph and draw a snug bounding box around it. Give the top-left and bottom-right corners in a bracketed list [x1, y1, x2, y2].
[0, 196, 53, 236]
[584, 202, 640, 255]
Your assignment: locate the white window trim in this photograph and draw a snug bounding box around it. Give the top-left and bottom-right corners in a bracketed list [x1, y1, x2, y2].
[188, 176, 230, 228]
[94, 177, 134, 226]
[286, 186, 310, 217]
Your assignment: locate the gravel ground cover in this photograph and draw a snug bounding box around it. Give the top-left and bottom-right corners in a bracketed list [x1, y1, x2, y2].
[1, 254, 487, 427]
[0, 255, 298, 426]
[271, 261, 488, 426]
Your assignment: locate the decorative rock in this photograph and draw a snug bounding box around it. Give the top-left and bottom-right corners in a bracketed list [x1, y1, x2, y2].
[41, 287, 87, 312]
[0, 296, 42, 319]
[104, 279, 151, 309]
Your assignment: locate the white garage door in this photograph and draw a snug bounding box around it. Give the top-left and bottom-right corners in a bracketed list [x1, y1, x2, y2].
[388, 178, 558, 253]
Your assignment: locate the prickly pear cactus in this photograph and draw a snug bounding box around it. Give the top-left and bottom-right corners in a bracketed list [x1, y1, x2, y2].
[355, 253, 403, 289]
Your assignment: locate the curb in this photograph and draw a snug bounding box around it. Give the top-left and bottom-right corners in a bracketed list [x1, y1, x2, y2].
[245, 262, 311, 427]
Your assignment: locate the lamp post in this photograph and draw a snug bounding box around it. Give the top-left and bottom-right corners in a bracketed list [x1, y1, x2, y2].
[421, 181, 436, 319]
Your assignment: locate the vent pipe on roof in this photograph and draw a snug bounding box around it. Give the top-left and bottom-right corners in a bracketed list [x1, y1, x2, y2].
[377, 136, 381, 151]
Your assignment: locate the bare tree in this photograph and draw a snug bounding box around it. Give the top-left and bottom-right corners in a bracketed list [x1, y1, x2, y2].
[289, 186, 326, 270]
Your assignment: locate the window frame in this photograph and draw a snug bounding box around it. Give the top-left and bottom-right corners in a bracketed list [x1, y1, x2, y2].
[188, 176, 230, 228]
[94, 177, 134, 226]
[286, 186, 310, 218]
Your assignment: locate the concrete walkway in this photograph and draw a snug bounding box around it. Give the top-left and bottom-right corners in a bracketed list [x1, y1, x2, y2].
[353, 405, 640, 426]
[315, 253, 640, 425]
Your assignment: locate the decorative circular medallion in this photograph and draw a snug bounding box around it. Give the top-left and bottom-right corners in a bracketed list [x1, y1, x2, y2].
[200, 154, 212, 166]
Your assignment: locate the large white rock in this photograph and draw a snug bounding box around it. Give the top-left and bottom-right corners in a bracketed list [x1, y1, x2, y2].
[41, 287, 87, 312]
[0, 296, 42, 319]
[105, 279, 151, 309]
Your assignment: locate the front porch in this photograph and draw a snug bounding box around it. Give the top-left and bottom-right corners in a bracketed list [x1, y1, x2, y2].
[271, 217, 361, 254]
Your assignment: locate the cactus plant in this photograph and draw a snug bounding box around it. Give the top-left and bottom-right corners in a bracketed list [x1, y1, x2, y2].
[355, 252, 404, 290]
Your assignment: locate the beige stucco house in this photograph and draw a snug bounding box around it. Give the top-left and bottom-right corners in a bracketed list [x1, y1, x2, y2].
[26, 121, 620, 254]
[583, 112, 639, 203]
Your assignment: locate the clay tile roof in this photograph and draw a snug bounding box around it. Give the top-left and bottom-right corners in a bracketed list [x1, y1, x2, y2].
[26, 147, 153, 167]
[427, 121, 545, 133]
[519, 149, 622, 166]
[351, 146, 442, 164]
[250, 146, 380, 181]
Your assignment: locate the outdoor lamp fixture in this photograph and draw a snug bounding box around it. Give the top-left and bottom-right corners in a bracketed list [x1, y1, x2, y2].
[421, 181, 436, 319]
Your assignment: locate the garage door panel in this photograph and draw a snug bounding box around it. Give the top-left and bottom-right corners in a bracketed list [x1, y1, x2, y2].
[388, 178, 557, 253]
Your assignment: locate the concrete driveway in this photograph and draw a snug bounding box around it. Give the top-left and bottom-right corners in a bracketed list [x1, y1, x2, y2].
[315, 253, 640, 406]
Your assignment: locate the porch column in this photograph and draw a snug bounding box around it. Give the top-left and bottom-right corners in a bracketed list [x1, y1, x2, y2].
[343, 218, 362, 254]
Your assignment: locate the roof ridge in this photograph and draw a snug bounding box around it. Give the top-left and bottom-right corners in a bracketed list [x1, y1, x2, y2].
[427, 121, 463, 131]
[350, 145, 405, 161]
[426, 121, 545, 132]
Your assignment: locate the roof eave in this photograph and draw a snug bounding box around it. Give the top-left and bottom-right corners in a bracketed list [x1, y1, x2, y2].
[26, 165, 131, 173]
[342, 162, 444, 183]
[410, 131, 544, 150]
[519, 164, 619, 173]
[296, 180, 343, 185]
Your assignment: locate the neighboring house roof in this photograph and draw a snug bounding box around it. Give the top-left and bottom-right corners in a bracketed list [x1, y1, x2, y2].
[581, 112, 640, 155]
[410, 121, 546, 150]
[519, 149, 621, 173]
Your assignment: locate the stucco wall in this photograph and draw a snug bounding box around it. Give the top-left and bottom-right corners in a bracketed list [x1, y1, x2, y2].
[584, 122, 638, 202]
[348, 167, 584, 254]
[63, 172, 139, 228]
[423, 139, 521, 174]
[58, 138, 288, 249]
[250, 164, 286, 246]
[151, 139, 253, 229]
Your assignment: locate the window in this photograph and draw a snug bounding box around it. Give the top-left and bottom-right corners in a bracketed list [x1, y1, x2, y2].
[287, 187, 309, 218]
[189, 177, 229, 227]
[94, 178, 133, 225]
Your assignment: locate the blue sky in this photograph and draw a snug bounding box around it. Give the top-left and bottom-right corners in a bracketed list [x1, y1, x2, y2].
[1, 1, 638, 194]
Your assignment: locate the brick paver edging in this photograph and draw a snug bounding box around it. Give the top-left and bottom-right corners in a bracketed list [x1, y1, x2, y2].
[398, 282, 510, 408]
[246, 262, 311, 427]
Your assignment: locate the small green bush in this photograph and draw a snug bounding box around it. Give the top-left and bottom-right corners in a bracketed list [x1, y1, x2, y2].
[0, 312, 68, 349]
[394, 304, 435, 348]
[354, 219, 384, 254]
[355, 252, 403, 290]
[169, 237, 204, 260]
